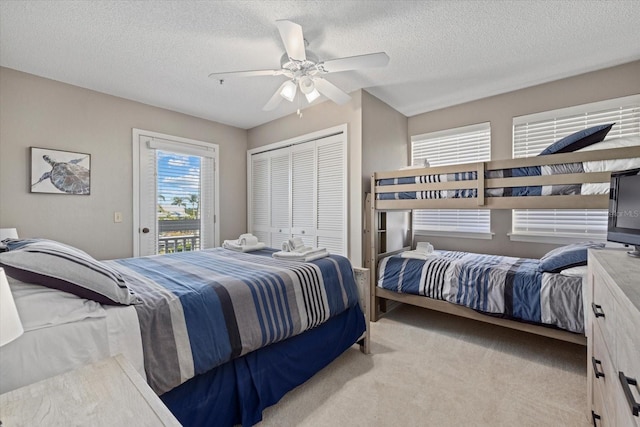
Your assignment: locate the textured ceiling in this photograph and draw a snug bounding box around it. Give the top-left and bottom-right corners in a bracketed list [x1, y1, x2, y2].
[1, 1, 640, 129]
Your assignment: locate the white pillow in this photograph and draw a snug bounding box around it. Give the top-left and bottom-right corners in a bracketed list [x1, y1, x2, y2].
[579, 136, 640, 173]
[8, 276, 106, 332]
[578, 136, 640, 194]
[559, 265, 588, 277]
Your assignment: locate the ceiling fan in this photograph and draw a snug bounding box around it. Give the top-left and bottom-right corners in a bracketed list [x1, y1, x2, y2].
[208, 20, 390, 111]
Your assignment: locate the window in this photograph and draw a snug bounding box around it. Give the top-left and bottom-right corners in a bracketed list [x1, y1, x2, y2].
[511, 95, 640, 243]
[411, 122, 491, 237]
[156, 151, 211, 253]
[134, 130, 218, 257]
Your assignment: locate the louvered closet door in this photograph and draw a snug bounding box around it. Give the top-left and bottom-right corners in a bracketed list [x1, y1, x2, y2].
[291, 143, 316, 247]
[249, 130, 346, 255]
[316, 134, 346, 255]
[250, 152, 270, 246]
[269, 150, 291, 249]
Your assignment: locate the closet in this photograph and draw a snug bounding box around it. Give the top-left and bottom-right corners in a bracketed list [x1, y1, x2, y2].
[248, 131, 347, 256]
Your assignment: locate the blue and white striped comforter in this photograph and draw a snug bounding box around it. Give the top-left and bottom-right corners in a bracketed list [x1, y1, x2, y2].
[106, 248, 361, 395]
[378, 251, 583, 334]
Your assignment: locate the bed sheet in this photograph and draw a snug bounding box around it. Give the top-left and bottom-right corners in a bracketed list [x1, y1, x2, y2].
[0, 279, 143, 394]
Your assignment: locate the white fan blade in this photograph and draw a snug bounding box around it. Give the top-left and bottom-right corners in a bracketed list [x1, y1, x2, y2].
[320, 52, 389, 73]
[313, 78, 351, 105]
[276, 19, 306, 61]
[209, 69, 284, 79]
[262, 81, 289, 111]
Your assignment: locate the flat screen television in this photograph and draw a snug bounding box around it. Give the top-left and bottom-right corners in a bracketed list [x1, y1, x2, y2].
[607, 167, 640, 257]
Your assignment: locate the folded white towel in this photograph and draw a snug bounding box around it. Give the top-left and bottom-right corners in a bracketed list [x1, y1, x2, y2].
[239, 235, 259, 246]
[272, 248, 329, 262]
[223, 241, 266, 252]
[400, 250, 437, 260]
[416, 241, 434, 254]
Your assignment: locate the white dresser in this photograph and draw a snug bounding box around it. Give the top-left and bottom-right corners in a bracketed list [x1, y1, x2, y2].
[587, 249, 640, 426]
[0, 355, 181, 427]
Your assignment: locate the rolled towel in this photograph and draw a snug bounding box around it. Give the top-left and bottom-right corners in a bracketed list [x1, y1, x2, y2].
[290, 237, 305, 250]
[239, 234, 259, 246]
[282, 237, 305, 252]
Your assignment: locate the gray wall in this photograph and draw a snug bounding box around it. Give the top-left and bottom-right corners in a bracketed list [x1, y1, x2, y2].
[3, 60, 637, 261]
[408, 60, 640, 259]
[361, 91, 409, 253]
[0, 67, 248, 260]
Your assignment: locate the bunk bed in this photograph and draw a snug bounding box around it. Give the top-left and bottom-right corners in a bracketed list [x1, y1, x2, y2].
[0, 240, 370, 426]
[367, 141, 640, 346]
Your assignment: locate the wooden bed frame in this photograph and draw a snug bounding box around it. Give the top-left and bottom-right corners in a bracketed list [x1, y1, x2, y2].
[366, 145, 640, 346]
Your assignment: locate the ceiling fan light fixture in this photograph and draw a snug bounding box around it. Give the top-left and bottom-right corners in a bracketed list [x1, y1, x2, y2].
[299, 76, 315, 94]
[280, 80, 297, 102]
[305, 88, 320, 103]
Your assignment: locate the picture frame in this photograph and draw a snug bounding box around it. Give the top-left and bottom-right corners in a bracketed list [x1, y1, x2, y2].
[30, 147, 91, 195]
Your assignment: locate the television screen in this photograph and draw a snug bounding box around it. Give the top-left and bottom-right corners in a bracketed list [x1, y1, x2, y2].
[615, 173, 640, 229]
[608, 168, 640, 256]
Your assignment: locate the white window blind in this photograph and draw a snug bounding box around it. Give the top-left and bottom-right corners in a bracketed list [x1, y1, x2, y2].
[411, 122, 491, 235]
[512, 95, 640, 241]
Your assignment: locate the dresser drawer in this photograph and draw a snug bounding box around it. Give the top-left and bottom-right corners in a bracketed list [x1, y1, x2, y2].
[615, 383, 640, 427]
[615, 310, 640, 427]
[593, 376, 612, 427]
[591, 270, 617, 358]
[593, 322, 619, 426]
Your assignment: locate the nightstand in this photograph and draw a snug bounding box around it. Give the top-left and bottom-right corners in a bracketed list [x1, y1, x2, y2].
[0, 354, 181, 426]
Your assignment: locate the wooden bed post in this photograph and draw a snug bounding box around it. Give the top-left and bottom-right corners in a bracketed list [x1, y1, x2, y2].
[476, 162, 485, 207]
[369, 175, 378, 322]
[353, 267, 371, 354]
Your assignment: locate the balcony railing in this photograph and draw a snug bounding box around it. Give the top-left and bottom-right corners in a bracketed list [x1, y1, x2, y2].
[158, 219, 201, 254]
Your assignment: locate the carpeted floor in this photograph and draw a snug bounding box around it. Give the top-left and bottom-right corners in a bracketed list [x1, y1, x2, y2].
[258, 304, 590, 426]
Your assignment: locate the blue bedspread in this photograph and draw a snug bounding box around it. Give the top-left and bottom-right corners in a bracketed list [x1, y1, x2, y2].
[378, 251, 584, 333]
[106, 248, 361, 394]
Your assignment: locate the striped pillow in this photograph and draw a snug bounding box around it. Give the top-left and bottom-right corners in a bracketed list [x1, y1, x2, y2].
[0, 239, 138, 305]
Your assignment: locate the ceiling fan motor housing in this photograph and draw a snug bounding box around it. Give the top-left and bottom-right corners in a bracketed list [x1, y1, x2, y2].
[280, 51, 322, 80]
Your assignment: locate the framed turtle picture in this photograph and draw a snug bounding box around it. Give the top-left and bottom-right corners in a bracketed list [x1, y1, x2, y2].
[30, 147, 91, 195]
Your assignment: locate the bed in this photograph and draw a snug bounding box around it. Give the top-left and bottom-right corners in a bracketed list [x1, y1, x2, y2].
[378, 249, 589, 335]
[368, 133, 640, 345]
[0, 241, 369, 426]
[374, 143, 640, 210]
